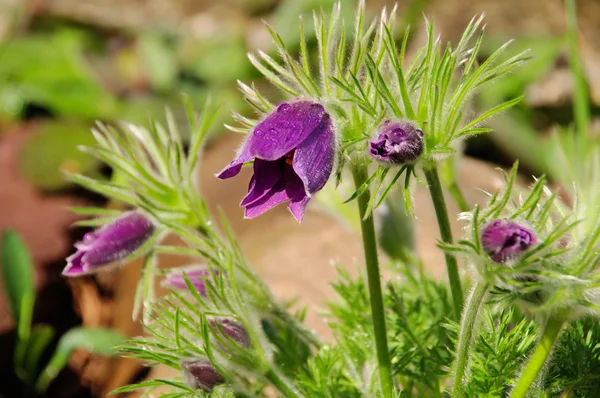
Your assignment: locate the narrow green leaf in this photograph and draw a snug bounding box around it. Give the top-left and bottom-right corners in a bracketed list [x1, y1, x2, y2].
[1, 231, 35, 331]
[36, 327, 126, 392]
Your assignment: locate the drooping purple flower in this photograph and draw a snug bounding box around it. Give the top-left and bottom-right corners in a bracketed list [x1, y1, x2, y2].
[217, 100, 335, 222]
[161, 266, 220, 296]
[63, 212, 154, 277]
[481, 219, 537, 263]
[181, 359, 225, 392]
[209, 318, 250, 348]
[369, 120, 423, 165]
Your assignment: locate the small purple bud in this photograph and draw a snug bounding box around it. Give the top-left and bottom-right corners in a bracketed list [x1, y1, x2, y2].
[63, 212, 154, 277]
[209, 318, 250, 348]
[217, 100, 336, 222]
[181, 359, 225, 392]
[161, 266, 220, 296]
[481, 219, 536, 263]
[369, 120, 424, 165]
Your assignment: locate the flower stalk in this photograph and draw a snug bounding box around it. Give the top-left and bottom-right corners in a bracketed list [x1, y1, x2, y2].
[265, 368, 303, 398]
[423, 166, 464, 318]
[452, 282, 489, 396]
[351, 164, 394, 398]
[510, 315, 566, 398]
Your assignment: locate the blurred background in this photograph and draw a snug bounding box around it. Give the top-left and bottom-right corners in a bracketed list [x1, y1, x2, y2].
[0, 0, 599, 396]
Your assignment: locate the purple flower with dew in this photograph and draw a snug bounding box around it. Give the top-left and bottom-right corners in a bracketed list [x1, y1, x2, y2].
[162, 266, 220, 296]
[369, 120, 423, 165]
[209, 318, 250, 348]
[181, 359, 225, 392]
[217, 100, 335, 222]
[481, 219, 537, 263]
[63, 212, 154, 277]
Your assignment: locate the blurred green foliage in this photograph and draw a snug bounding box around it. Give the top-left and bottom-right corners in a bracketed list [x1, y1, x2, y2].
[0, 230, 126, 395]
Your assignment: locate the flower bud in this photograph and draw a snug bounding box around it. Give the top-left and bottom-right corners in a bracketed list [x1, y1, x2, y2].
[63, 212, 154, 276]
[481, 219, 536, 263]
[161, 266, 220, 296]
[181, 359, 224, 392]
[209, 318, 250, 348]
[369, 120, 424, 165]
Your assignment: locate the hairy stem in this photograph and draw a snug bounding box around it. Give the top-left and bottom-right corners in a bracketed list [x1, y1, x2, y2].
[452, 282, 489, 396]
[352, 164, 394, 398]
[423, 166, 464, 318]
[510, 315, 565, 398]
[265, 368, 303, 398]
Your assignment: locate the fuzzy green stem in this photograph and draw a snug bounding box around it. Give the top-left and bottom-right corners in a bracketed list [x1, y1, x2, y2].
[510, 315, 566, 398]
[423, 166, 464, 318]
[452, 282, 488, 397]
[265, 368, 303, 398]
[352, 165, 394, 398]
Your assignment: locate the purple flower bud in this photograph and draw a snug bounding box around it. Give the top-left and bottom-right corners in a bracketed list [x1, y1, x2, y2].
[63, 212, 154, 277]
[209, 318, 250, 348]
[481, 219, 536, 263]
[369, 120, 423, 165]
[181, 359, 224, 392]
[161, 266, 220, 296]
[217, 100, 336, 223]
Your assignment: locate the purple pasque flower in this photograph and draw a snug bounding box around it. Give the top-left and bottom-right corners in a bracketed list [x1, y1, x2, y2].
[369, 120, 423, 165]
[481, 219, 537, 263]
[217, 100, 335, 222]
[209, 318, 250, 348]
[161, 266, 220, 296]
[63, 212, 154, 277]
[181, 359, 225, 392]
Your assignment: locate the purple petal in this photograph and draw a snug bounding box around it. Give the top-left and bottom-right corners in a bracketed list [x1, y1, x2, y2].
[481, 219, 536, 263]
[243, 162, 307, 220]
[181, 359, 225, 392]
[240, 159, 282, 207]
[216, 149, 253, 179]
[62, 251, 87, 276]
[162, 266, 218, 296]
[292, 115, 335, 195]
[217, 101, 327, 181]
[369, 120, 423, 164]
[82, 212, 154, 266]
[209, 318, 250, 348]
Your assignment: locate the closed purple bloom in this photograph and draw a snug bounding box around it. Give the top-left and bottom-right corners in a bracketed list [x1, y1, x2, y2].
[181, 359, 225, 392]
[63, 212, 154, 277]
[369, 120, 423, 165]
[209, 318, 250, 348]
[162, 266, 220, 296]
[481, 219, 536, 263]
[217, 100, 335, 222]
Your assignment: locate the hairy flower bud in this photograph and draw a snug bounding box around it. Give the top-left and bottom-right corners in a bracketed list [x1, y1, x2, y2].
[369, 120, 423, 165]
[481, 219, 536, 263]
[63, 212, 154, 276]
[181, 359, 224, 392]
[161, 266, 221, 296]
[217, 100, 336, 222]
[209, 318, 250, 348]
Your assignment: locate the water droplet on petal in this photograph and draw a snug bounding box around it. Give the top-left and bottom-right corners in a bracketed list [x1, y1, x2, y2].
[277, 103, 291, 112]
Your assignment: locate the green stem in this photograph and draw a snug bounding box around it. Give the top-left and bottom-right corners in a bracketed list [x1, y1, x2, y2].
[351, 165, 394, 398]
[265, 368, 303, 398]
[423, 166, 464, 318]
[510, 315, 565, 398]
[452, 282, 489, 397]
